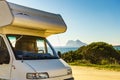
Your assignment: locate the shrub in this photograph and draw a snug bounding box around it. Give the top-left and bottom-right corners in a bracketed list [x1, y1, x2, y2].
[82, 42, 120, 64]
[62, 42, 120, 65]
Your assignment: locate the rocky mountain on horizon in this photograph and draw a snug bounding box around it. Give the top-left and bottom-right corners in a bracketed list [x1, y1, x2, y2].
[66, 40, 87, 47]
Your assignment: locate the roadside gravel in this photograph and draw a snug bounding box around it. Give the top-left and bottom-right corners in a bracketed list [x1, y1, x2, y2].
[71, 66, 120, 80]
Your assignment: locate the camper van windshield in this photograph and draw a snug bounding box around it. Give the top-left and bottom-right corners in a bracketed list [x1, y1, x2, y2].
[7, 35, 58, 60]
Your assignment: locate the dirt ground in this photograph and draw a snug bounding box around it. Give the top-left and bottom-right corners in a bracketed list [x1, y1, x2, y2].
[71, 66, 120, 80]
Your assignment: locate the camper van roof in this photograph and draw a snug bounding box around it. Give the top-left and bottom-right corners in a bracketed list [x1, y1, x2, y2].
[0, 1, 67, 37]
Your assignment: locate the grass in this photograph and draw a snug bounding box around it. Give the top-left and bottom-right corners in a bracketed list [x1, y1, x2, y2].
[69, 62, 120, 71]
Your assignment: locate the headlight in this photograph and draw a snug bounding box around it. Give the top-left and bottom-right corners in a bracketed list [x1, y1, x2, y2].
[26, 72, 49, 79]
[67, 68, 72, 75]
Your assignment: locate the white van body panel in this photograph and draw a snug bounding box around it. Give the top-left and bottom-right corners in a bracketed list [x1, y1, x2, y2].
[0, 1, 74, 80]
[11, 61, 34, 80]
[0, 64, 11, 79]
[11, 59, 72, 80]
[0, 34, 14, 80]
[0, 1, 13, 27]
[0, 1, 67, 37]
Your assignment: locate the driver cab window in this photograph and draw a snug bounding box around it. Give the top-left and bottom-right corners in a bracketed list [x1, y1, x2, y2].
[0, 36, 10, 64]
[7, 35, 58, 60]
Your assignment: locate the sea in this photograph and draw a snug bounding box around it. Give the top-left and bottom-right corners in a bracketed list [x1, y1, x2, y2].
[54, 47, 79, 54]
[114, 46, 120, 50]
[53, 46, 120, 54]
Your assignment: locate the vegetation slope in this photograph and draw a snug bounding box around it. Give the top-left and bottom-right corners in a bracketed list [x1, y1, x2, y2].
[62, 42, 120, 70]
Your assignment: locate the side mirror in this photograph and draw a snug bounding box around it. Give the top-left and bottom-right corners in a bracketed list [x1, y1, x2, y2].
[58, 51, 62, 58]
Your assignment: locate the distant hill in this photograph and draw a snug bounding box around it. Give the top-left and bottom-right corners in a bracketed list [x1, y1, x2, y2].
[66, 40, 87, 47]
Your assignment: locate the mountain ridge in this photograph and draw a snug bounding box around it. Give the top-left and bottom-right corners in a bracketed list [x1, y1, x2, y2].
[66, 39, 87, 47]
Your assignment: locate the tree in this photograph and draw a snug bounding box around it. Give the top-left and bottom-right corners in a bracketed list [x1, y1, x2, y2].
[82, 42, 119, 64]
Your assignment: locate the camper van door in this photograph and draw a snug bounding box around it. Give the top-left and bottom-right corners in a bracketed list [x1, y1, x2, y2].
[0, 35, 11, 80]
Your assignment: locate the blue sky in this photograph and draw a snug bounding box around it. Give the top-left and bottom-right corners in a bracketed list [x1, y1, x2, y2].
[7, 0, 120, 46]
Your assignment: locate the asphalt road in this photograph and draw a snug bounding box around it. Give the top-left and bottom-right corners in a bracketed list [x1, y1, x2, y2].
[71, 66, 120, 80]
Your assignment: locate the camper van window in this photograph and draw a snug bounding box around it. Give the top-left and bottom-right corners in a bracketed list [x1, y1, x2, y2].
[0, 37, 10, 64]
[7, 35, 58, 60]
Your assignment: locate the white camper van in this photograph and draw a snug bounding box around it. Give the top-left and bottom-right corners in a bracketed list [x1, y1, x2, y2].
[0, 0, 74, 80]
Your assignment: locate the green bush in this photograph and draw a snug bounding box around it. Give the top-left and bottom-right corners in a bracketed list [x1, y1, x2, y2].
[62, 42, 120, 65]
[101, 59, 110, 65]
[81, 42, 120, 64]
